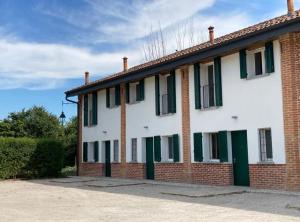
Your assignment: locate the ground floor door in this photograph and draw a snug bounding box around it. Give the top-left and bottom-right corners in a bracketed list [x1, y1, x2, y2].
[231, 130, 250, 186]
[146, 137, 154, 180]
[105, 141, 111, 177]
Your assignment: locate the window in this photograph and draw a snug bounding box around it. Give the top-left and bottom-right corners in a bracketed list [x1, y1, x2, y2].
[83, 141, 99, 163]
[210, 133, 219, 160]
[131, 138, 137, 162]
[84, 93, 97, 127]
[156, 71, 176, 115]
[247, 47, 266, 77]
[201, 64, 216, 109]
[168, 136, 174, 160]
[259, 129, 273, 162]
[109, 88, 116, 108]
[113, 140, 119, 162]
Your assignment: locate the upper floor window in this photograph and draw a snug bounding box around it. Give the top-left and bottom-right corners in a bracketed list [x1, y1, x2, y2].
[155, 71, 176, 116]
[83, 92, 97, 127]
[106, 85, 120, 109]
[194, 57, 222, 110]
[239, 41, 275, 79]
[126, 79, 144, 104]
[259, 128, 273, 162]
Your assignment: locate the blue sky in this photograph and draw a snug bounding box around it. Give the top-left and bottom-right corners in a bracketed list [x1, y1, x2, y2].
[0, 0, 299, 120]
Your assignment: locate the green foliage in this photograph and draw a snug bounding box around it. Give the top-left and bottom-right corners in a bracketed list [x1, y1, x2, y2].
[0, 137, 65, 179]
[64, 117, 77, 167]
[0, 106, 63, 138]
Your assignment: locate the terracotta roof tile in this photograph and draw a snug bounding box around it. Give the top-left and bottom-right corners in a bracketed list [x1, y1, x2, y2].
[66, 10, 300, 94]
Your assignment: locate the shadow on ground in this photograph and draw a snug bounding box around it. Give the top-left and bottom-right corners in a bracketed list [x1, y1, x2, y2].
[29, 176, 300, 218]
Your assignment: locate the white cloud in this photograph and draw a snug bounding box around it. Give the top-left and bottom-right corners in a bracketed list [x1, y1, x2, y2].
[0, 38, 141, 89]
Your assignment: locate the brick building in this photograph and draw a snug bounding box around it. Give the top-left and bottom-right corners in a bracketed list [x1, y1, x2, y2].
[65, 0, 300, 190]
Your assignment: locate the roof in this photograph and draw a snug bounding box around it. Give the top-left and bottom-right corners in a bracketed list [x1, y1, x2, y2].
[66, 10, 300, 97]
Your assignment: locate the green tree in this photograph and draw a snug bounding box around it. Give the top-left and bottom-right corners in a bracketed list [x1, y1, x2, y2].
[0, 106, 63, 138]
[64, 117, 77, 167]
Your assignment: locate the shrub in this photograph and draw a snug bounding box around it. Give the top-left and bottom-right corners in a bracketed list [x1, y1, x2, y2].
[0, 137, 65, 179]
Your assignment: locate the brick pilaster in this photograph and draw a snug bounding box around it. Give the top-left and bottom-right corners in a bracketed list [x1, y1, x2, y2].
[77, 95, 83, 176]
[280, 32, 300, 191]
[181, 67, 192, 182]
[120, 83, 127, 178]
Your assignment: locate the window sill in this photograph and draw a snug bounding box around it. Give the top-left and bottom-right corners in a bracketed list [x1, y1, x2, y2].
[156, 161, 179, 164]
[159, 113, 176, 117]
[84, 124, 97, 128]
[107, 105, 119, 109]
[203, 160, 221, 164]
[127, 101, 142, 105]
[256, 161, 274, 165]
[129, 161, 139, 164]
[199, 106, 219, 111]
[246, 72, 271, 80]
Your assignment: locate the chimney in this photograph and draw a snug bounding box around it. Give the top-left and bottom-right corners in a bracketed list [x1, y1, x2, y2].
[208, 26, 215, 44]
[84, 71, 89, 85]
[123, 57, 128, 71]
[287, 0, 294, 15]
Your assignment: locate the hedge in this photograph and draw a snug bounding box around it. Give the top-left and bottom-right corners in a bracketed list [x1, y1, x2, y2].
[0, 137, 65, 179]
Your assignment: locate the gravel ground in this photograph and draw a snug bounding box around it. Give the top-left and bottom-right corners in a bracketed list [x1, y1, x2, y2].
[0, 177, 299, 222]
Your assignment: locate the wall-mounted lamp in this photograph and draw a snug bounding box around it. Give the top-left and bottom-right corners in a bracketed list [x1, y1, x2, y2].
[144, 126, 149, 129]
[102, 130, 107, 134]
[231, 116, 238, 120]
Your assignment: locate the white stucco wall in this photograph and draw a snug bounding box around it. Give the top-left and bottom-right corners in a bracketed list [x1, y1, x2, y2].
[126, 72, 182, 163]
[82, 89, 121, 163]
[189, 40, 286, 164]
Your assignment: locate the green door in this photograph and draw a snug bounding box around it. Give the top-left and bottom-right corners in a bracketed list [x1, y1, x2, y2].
[146, 137, 154, 180]
[231, 130, 249, 186]
[105, 141, 111, 177]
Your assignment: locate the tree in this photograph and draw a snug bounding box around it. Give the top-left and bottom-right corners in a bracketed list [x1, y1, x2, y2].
[64, 117, 77, 167]
[0, 106, 63, 138]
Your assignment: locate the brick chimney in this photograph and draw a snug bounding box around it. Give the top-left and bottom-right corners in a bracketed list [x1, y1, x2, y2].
[208, 26, 215, 44]
[123, 57, 128, 71]
[84, 71, 89, 85]
[287, 0, 294, 15]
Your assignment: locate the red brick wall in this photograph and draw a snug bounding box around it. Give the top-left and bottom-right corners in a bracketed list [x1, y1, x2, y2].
[155, 163, 185, 182]
[111, 163, 122, 178]
[249, 164, 286, 190]
[192, 163, 233, 186]
[79, 163, 104, 177]
[280, 33, 300, 191]
[126, 163, 145, 179]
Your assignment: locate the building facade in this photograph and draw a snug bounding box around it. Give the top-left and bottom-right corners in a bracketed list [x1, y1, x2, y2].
[66, 2, 300, 190]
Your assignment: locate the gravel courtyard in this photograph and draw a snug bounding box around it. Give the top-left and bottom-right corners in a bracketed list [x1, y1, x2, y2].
[0, 177, 299, 222]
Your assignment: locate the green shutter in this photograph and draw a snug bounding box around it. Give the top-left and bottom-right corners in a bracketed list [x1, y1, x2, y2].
[106, 88, 110, 108]
[173, 134, 179, 162]
[218, 131, 228, 162]
[193, 133, 203, 162]
[136, 83, 141, 101]
[126, 83, 130, 103]
[167, 70, 176, 113]
[154, 136, 161, 162]
[194, 63, 201, 109]
[265, 41, 275, 73]
[83, 142, 88, 162]
[214, 57, 223, 107]
[83, 94, 88, 126]
[115, 85, 121, 106]
[155, 75, 160, 116]
[139, 79, 145, 101]
[239, 49, 248, 79]
[94, 141, 99, 162]
[92, 92, 97, 125]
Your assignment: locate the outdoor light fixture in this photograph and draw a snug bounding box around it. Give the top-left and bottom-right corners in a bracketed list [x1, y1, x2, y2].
[144, 126, 149, 129]
[59, 100, 74, 126]
[232, 115, 238, 120]
[102, 130, 107, 134]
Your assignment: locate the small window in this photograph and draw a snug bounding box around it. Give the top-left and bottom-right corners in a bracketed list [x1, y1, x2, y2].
[254, 52, 263, 75]
[129, 82, 140, 104]
[210, 133, 219, 160]
[131, 138, 137, 162]
[168, 136, 174, 160]
[202, 64, 215, 109]
[259, 129, 273, 162]
[113, 140, 119, 162]
[109, 88, 116, 108]
[87, 142, 95, 162]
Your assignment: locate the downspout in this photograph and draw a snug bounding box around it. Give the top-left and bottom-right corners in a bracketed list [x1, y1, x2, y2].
[65, 95, 79, 176]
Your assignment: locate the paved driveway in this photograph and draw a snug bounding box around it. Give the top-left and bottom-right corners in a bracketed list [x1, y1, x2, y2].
[0, 177, 299, 222]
